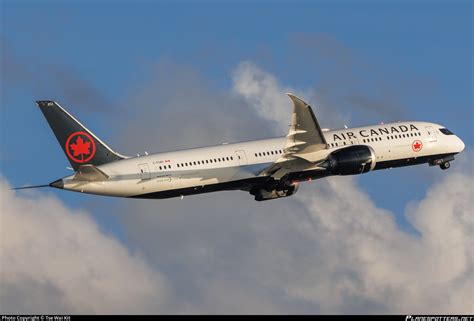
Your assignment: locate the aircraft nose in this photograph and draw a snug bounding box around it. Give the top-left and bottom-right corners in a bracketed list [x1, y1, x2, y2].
[457, 137, 465, 152]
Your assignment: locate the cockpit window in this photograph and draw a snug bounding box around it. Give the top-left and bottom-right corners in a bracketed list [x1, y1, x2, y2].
[439, 128, 454, 135]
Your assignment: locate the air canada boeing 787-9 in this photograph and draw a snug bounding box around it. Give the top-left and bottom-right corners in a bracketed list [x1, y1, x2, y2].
[14, 94, 465, 201]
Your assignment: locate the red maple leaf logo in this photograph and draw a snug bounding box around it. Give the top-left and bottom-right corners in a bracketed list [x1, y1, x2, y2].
[70, 136, 91, 158]
[66, 132, 96, 163]
[412, 140, 423, 152]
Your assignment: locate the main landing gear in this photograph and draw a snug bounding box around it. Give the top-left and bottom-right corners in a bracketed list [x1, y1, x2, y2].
[440, 161, 450, 170]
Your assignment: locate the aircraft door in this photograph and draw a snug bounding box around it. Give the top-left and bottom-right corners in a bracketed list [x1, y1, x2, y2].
[425, 126, 437, 142]
[138, 163, 151, 180]
[235, 150, 248, 166]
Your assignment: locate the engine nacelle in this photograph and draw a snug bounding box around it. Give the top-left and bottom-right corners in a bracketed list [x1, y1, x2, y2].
[251, 181, 299, 201]
[327, 145, 376, 175]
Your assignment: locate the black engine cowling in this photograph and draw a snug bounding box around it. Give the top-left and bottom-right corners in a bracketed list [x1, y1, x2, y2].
[326, 145, 376, 175]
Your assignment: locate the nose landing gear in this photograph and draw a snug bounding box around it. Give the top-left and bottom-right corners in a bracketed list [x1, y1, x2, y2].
[440, 161, 450, 170]
[429, 155, 454, 170]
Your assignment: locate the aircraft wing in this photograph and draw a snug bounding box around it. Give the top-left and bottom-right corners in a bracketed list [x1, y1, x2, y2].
[259, 93, 329, 179]
[284, 93, 327, 155]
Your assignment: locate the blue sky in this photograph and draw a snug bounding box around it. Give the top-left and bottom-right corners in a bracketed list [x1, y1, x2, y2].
[1, 0, 472, 314]
[2, 0, 472, 220]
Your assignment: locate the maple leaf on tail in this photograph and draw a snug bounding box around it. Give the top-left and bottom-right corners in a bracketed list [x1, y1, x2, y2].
[70, 136, 91, 157]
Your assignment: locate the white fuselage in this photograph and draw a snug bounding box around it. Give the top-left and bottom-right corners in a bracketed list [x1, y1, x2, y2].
[60, 121, 465, 198]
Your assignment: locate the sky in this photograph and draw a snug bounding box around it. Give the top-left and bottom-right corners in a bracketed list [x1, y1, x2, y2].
[1, 0, 473, 314]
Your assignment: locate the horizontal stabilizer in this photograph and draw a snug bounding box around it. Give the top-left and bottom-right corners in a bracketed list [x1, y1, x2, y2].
[73, 164, 109, 181]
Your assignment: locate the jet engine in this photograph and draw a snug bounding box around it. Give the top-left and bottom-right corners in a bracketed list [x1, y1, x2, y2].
[326, 145, 376, 175]
[250, 181, 300, 201]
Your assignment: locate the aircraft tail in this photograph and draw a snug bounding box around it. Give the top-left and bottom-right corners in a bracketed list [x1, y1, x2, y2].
[37, 101, 126, 171]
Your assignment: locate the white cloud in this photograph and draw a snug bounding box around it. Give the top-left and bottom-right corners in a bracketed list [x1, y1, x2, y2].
[3, 60, 471, 314]
[231, 61, 297, 133]
[232, 61, 348, 133]
[288, 171, 473, 313]
[230, 62, 474, 313]
[106, 61, 474, 314]
[0, 177, 170, 314]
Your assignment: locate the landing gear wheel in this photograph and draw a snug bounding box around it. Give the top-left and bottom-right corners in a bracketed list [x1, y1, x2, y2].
[440, 162, 450, 170]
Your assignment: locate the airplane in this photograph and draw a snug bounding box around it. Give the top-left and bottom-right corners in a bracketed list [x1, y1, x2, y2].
[14, 94, 465, 201]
